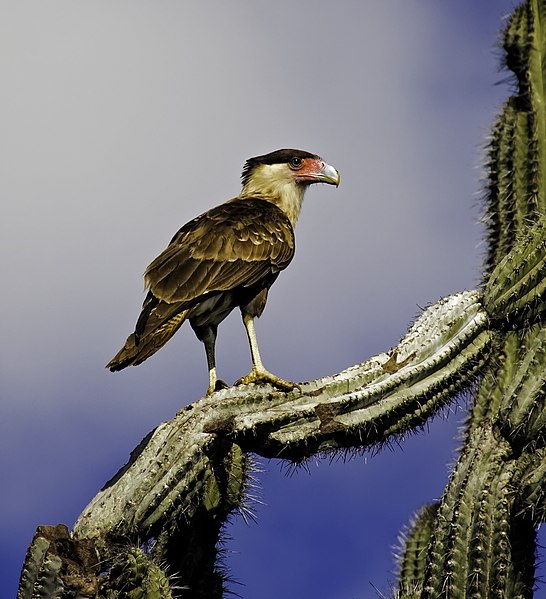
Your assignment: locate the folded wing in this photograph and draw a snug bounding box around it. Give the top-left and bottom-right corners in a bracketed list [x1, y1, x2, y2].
[107, 198, 295, 371]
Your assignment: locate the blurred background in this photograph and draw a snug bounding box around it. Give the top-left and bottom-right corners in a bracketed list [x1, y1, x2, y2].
[3, 2, 540, 598]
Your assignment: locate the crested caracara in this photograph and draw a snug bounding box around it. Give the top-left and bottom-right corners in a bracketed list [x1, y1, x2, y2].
[107, 149, 340, 394]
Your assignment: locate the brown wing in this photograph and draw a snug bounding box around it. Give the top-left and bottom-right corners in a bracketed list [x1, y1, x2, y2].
[144, 198, 295, 304]
[106, 198, 294, 371]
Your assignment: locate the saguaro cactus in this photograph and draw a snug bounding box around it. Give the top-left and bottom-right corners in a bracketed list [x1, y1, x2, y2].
[16, 1, 546, 597]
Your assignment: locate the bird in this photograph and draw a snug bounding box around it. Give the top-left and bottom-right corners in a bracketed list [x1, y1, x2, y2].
[106, 148, 340, 395]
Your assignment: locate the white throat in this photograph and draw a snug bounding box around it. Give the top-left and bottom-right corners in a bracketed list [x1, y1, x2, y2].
[240, 163, 308, 227]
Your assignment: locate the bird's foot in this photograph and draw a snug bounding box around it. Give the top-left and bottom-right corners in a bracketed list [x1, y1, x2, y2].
[235, 369, 300, 393]
[206, 379, 230, 396]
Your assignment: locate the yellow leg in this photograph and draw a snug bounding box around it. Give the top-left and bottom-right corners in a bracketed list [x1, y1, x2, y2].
[235, 313, 299, 392]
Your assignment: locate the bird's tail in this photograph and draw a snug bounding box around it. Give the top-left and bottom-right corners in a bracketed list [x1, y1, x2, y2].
[106, 310, 188, 371]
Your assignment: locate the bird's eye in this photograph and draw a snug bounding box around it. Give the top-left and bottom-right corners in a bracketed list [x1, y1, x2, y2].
[289, 156, 304, 170]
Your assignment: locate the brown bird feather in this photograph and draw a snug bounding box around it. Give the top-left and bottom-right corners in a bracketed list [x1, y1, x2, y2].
[107, 199, 294, 371]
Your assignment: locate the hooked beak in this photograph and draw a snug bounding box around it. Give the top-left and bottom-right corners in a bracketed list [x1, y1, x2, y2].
[318, 161, 341, 187]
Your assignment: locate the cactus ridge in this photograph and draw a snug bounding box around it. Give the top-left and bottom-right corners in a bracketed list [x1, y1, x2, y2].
[396, 503, 438, 595]
[485, 218, 546, 323]
[101, 547, 174, 599]
[503, 5, 533, 110]
[482, 103, 519, 274]
[497, 326, 546, 447]
[515, 447, 546, 522]
[423, 422, 521, 598]
[469, 333, 521, 428]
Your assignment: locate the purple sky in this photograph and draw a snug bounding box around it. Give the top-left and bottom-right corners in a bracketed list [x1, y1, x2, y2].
[3, 2, 541, 598]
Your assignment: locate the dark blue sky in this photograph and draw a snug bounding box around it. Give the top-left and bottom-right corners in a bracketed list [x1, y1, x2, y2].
[3, 2, 541, 598]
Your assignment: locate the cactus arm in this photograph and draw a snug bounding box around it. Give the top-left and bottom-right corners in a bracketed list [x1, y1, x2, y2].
[395, 503, 438, 597]
[72, 292, 490, 544]
[58, 292, 490, 595]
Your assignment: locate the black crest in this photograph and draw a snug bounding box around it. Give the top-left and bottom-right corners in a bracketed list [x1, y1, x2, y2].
[241, 149, 318, 186]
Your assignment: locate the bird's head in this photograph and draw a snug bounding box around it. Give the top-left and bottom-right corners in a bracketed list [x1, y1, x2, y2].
[240, 149, 340, 225]
[241, 149, 340, 189]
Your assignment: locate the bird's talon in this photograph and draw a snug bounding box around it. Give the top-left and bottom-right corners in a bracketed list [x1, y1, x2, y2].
[235, 371, 300, 393]
[206, 379, 230, 396]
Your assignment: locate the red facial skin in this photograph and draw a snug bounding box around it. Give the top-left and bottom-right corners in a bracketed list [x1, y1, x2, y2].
[294, 157, 339, 185]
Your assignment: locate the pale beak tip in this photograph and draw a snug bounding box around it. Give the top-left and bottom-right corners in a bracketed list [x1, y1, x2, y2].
[322, 163, 340, 187]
